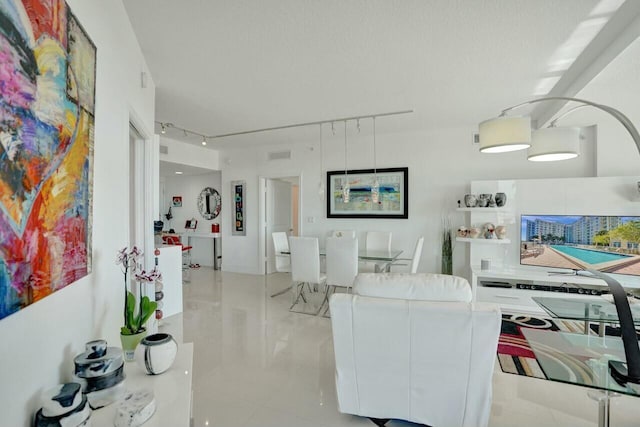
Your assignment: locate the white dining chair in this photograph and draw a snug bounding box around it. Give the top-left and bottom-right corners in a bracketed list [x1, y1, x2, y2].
[272, 231, 290, 273]
[390, 236, 425, 273]
[321, 236, 359, 316]
[329, 230, 356, 239]
[289, 236, 326, 313]
[360, 231, 393, 273]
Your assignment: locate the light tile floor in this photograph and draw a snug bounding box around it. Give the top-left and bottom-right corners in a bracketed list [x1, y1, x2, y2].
[160, 268, 640, 427]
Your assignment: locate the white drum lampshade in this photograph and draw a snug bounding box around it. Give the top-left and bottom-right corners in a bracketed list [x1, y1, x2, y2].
[479, 116, 531, 153]
[528, 127, 580, 162]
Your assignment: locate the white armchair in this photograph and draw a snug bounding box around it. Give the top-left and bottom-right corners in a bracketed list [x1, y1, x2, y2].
[329, 273, 501, 427]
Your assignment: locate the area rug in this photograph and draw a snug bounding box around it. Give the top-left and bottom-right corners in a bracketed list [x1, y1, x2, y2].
[497, 314, 605, 379]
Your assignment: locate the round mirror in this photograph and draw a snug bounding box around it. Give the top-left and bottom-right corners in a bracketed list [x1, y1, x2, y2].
[197, 187, 221, 220]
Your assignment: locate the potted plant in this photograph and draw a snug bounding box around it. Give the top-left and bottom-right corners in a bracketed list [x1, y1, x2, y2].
[441, 216, 453, 275]
[116, 247, 159, 361]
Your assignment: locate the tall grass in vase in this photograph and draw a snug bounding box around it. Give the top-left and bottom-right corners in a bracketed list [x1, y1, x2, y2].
[441, 217, 453, 275]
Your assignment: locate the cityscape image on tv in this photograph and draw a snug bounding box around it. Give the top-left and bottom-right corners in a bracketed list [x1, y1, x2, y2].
[520, 215, 640, 276]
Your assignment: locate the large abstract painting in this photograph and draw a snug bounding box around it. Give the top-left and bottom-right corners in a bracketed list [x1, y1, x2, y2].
[327, 167, 408, 219]
[0, 0, 96, 320]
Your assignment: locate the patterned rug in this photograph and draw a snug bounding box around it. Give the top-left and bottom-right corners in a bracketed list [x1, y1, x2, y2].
[497, 314, 616, 379]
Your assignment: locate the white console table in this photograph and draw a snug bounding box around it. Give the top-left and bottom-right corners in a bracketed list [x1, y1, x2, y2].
[472, 265, 640, 314]
[92, 342, 193, 426]
[178, 232, 221, 269]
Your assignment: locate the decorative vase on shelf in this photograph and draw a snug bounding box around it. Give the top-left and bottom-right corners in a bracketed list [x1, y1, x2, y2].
[135, 333, 178, 375]
[478, 194, 491, 207]
[74, 339, 126, 409]
[120, 329, 147, 362]
[496, 225, 507, 239]
[495, 192, 507, 207]
[464, 194, 477, 207]
[483, 223, 496, 239]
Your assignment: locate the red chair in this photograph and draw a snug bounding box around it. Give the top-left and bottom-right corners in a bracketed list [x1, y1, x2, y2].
[162, 235, 193, 271]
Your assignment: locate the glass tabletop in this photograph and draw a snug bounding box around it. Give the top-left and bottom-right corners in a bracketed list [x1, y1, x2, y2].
[522, 328, 640, 396]
[280, 249, 403, 262]
[532, 296, 640, 325]
[356, 249, 403, 262]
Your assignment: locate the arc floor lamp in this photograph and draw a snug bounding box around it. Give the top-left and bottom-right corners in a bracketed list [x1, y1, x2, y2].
[479, 96, 640, 387]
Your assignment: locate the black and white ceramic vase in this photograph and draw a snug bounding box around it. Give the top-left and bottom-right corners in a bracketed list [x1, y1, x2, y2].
[34, 383, 91, 427]
[495, 192, 507, 207]
[463, 194, 477, 207]
[73, 339, 126, 409]
[478, 194, 491, 207]
[135, 333, 178, 375]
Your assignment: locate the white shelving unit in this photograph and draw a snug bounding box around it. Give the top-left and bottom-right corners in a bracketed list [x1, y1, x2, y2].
[456, 207, 510, 212]
[456, 237, 511, 244]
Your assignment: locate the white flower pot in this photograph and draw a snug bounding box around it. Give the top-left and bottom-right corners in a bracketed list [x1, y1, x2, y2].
[134, 333, 178, 375]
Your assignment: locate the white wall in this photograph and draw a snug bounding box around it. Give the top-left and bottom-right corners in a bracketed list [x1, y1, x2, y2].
[160, 135, 220, 170]
[163, 172, 222, 266]
[568, 37, 640, 176]
[220, 124, 597, 276]
[0, 1, 155, 425]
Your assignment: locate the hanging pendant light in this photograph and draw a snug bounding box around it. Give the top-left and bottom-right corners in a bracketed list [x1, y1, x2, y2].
[371, 117, 380, 204]
[342, 121, 350, 203]
[318, 124, 325, 201]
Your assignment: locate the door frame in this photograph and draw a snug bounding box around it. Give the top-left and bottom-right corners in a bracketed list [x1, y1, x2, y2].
[258, 172, 303, 275]
[128, 109, 158, 269]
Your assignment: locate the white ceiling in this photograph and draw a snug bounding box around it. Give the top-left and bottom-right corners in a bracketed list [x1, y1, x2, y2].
[123, 0, 639, 149]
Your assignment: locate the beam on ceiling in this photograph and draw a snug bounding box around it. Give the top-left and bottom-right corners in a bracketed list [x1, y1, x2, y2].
[531, 0, 640, 126]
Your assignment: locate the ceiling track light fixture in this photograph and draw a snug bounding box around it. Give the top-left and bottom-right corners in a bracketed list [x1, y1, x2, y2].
[154, 109, 412, 145]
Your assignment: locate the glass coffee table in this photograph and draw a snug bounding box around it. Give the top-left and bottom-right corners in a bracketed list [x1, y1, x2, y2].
[523, 297, 640, 427]
[532, 296, 640, 336]
[523, 328, 640, 427]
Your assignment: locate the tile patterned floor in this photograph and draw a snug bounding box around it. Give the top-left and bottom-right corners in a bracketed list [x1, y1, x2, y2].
[160, 268, 640, 427]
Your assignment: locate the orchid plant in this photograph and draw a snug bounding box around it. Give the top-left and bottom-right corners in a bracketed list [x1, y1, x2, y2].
[116, 247, 159, 335]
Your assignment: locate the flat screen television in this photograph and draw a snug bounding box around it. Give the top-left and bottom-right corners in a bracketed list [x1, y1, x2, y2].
[520, 215, 640, 276]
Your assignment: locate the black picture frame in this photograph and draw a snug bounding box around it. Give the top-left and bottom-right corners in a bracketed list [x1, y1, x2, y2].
[326, 167, 408, 219]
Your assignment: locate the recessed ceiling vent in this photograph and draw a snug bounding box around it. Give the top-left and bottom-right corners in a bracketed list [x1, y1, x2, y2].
[267, 150, 291, 161]
[159, 145, 168, 154]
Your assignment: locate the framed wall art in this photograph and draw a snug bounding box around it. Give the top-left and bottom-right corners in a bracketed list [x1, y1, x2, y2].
[231, 180, 246, 236]
[172, 196, 182, 207]
[197, 187, 221, 220]
[0, 0, 97, 320]
[327, 167, 408, 219]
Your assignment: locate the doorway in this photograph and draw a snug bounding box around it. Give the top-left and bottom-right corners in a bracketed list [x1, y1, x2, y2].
[260, 175, 301, 274]
[128, 122, 156, 267]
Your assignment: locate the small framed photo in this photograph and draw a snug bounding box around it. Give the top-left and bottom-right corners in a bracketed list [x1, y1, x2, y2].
[185, 219, 198, 230]
[172, 196, 183, 207]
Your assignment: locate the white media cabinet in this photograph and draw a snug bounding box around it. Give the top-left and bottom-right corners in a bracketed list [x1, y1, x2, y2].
[471, 265, 640, 315]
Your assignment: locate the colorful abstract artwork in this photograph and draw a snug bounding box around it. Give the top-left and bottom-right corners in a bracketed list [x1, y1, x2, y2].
[327, 167, 408, 219]
[231, 181, 245, 236]
[0, 0, 96, 320]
